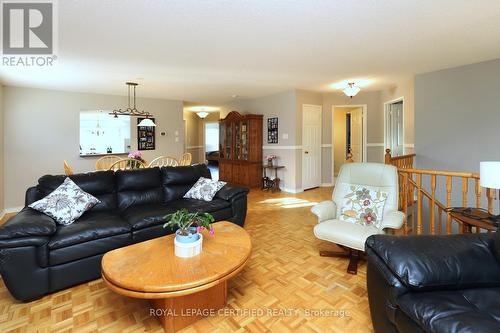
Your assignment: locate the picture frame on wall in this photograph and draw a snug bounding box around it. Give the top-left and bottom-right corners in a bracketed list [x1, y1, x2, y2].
[267, 117, 278, 144]
[137, 117, 155, 150]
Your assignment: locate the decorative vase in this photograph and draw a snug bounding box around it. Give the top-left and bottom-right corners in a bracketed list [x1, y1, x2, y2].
[174, 233, 203, 258]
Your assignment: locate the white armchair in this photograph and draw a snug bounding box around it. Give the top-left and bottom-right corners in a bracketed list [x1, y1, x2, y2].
[311, 162, 404, 274]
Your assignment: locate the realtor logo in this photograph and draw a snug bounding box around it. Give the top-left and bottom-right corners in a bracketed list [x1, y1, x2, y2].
[2, 1, 53, 54]
[1, 0, 57, 66]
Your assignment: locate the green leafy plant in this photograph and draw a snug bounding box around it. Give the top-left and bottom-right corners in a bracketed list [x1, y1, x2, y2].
[163, 209, 215, 236]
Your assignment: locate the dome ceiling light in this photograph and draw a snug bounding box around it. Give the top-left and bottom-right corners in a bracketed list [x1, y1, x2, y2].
[343, 82, 361, 98]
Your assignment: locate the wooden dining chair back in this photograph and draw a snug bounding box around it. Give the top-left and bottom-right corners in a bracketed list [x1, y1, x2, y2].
[108, 158, 146, 171]
[63, 160, 74, 176]
[148, 156, 179, 168]
[95, 155, 123, 171]
[178, 153, 192, 166]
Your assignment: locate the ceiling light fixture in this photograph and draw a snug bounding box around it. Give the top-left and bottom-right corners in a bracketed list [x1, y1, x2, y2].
[343, 82, 361, 98]
[196, 112, 209, 119]
[110, 82, 156, 127]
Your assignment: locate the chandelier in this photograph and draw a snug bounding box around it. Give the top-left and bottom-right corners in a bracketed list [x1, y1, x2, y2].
[343, 82, 361, 98]
[110, 82, 156, 127]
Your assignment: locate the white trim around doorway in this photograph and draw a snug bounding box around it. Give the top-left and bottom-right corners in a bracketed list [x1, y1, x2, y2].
[331, 104, 368, 182]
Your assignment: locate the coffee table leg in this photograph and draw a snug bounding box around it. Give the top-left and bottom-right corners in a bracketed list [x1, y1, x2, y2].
[150, 281, 227, 332]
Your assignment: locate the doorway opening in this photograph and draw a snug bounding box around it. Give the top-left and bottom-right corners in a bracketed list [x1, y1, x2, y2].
[332, 105, 367, 178]
[204, 121, 220, 180]
[384, 98, 404, 157]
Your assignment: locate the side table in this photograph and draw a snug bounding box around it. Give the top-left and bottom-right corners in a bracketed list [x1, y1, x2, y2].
[262, 165, 285, 192]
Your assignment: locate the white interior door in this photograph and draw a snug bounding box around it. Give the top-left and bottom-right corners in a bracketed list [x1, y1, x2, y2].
[385, 101, 404, 156]
[350, 108, 363, 162]
[302, 105, 321, 190]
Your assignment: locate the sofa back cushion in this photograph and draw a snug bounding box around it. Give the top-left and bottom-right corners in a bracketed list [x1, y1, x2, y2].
[161, 164, 211, 202]
[37, 171, 116, 211]
[116, 167, 163, 210]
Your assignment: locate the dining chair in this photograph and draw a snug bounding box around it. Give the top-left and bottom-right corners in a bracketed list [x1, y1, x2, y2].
[148, 156, 179, 167]
[108, 158, 146, 171]
[95, 155, 123, 171]
[63, 160, 74, 176]
[178, 153, 192, 166]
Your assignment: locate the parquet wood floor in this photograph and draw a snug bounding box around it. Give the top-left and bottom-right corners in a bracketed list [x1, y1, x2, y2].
[0, 187, 373, 333]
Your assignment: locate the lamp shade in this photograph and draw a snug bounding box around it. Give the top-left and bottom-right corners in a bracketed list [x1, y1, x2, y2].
[342, 83, 360, 98]
[196, 111, 209, 119]
[137, 118, 156, 127]
[480, 161, 500, 189]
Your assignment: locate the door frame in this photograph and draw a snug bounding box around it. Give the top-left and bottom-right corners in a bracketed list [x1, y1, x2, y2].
[383, 97, 405, 156]
[302, 104, 322, 190]
[331, 104, 367, 181]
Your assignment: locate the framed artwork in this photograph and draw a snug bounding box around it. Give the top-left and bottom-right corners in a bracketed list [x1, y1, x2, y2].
[137, 117, 155, 150]
[267, 117, 278, 144]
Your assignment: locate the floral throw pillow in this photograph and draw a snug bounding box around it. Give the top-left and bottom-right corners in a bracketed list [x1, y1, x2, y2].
[339, 185, 388, 228]
[29, 177, 100, 226]
[184, 177, 227, 202]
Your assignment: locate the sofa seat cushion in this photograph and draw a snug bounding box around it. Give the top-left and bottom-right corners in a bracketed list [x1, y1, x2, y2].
[397, 288, 500, 333]
[48, 211, 131, 250]
[313, 219, 383, 251]
[122, 199, 231, 230]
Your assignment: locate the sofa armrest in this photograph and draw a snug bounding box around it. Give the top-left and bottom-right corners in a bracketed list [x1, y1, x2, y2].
[365, 233, 500, 291]
[311, 200, 337, 222]
[379, 211, 405, 230]
[0, 208, 57, 242]
[215, 185, 249, 201]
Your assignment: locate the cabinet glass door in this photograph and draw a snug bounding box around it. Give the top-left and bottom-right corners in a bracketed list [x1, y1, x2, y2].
[240, 121, 249, 160]
[225, 122, 232, 159]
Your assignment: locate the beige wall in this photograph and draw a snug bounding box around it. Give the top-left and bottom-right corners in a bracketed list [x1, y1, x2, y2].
[381, 78, 415, 153]
[183, 110, 220, 164]
[0, 85, 4, 215]
[3, 86, 184, 209]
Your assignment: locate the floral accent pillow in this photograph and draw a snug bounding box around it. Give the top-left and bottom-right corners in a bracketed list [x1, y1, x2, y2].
[183, 177, 227, 202]
[29, 177, 100, 226]
[339, 185, 388, 228]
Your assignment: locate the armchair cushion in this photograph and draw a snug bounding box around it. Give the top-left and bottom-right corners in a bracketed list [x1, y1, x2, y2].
[365, 233, 500, 290]
[215, 185, 249, 201]
[378, 210, 405, 230]
[311, 201, 337, 222]
[314, 219, 383, 251]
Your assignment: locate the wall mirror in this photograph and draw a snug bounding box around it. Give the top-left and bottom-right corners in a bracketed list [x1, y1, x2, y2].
[79, 110, 131, 156]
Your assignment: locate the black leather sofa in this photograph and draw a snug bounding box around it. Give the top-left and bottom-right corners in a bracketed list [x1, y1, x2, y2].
[366, 233, 500, 333]
[0, 164, 249, 301]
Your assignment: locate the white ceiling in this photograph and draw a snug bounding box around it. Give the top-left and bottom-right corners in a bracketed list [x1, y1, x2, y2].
[1, 0, 500, 103]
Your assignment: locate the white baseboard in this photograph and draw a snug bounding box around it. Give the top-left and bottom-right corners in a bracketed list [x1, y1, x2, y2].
[320, 183, 333, 187]
[280, 187, 304, 193]
[5, 206, 23, 214]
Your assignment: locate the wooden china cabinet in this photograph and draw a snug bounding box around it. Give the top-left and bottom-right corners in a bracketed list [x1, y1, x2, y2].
[219, 111, 263, 187]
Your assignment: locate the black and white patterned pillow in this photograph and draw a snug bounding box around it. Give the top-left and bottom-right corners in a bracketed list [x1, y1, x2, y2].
[183, 177, 227, 202]
[29, 177, 100, 225]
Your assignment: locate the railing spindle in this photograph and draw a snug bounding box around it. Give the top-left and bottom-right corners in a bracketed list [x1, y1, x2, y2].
[402, 172, 409, 235]
[446, 176, 452, 234]
[461, 177, 468, 233]
[430, 175, 436, 235]
[487, 188, 494, 214]
[417, 174, 423, 234]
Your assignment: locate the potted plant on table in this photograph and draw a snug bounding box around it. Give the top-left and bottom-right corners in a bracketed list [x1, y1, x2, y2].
[163, 209, 215, 258]
[128, 150, 146, 168]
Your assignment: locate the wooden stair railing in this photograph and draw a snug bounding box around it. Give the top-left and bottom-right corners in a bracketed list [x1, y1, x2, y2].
[385, 148, 416, 169]
[397, 168, 495, 235]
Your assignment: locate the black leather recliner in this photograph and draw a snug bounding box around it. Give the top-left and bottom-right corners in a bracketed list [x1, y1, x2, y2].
[366, 233, 500, 333]
[0, 164, 249, 302]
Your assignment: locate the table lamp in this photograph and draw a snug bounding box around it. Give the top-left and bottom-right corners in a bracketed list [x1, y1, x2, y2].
[480, 161, 500, 220]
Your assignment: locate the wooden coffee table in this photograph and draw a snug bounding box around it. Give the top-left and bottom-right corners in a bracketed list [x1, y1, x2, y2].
[101, 221, 252, 332]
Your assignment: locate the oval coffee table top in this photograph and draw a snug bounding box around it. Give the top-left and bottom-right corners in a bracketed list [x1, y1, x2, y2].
[101, 221, 251, 298]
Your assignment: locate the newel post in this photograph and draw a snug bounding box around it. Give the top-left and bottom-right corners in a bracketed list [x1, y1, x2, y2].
[346, 150, 354, 163]
[385, 149, 392, 164]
